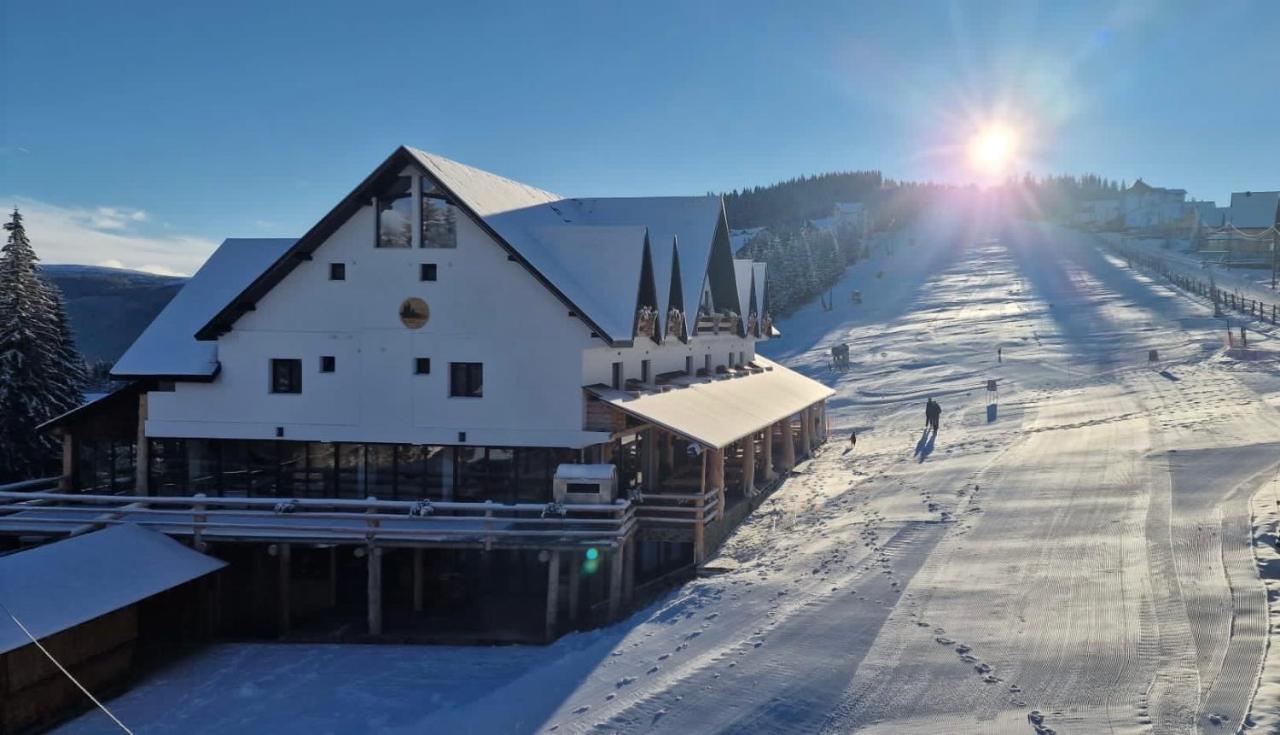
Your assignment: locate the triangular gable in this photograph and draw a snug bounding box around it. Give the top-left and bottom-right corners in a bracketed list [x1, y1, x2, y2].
[752, 262, 768, 317]
[698, 209, 743, 335]
[733, 259, 754, 334]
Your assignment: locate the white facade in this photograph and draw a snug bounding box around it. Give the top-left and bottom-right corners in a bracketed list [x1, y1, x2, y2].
[1122, 180, 1188, 230]
[133, 150, 765, 450]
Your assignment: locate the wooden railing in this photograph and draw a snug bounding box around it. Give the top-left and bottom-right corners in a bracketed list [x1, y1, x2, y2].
[633, 486, 722, 526]
[0, 490, 635, 549]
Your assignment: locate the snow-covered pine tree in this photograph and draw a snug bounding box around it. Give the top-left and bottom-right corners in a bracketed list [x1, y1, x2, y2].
[0, 208, 86, 482]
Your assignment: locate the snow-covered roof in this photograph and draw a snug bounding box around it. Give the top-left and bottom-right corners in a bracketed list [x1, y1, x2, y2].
[648, 233, 678, 324]
[520, 225, 649, 342]
[0, 524, 225, 655]
[1191, 201, 1226, 228]
[835, 202, 865, 215]
[554, 464, 616, 481]
[406, 148, 562, 217]
[586, 356, 834, 448]
[113, 238, 295, 378]
[734, 259, 754, 331]
[1227, 191, 1280, 230]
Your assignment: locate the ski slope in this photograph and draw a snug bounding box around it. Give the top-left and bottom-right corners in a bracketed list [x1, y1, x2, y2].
[56, 216, 1280, 735]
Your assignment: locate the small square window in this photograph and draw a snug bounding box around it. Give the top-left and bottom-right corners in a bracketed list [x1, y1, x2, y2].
[329, 263, 346, 280]
[450, 362, 483, 397]
[320, 356, 336, 373]
[415, 357, 431, 375]
[270, 359, 302, 394]
[420, 263, 437, 281]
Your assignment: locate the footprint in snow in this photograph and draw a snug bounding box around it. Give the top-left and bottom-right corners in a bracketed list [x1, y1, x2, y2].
[573, 706, 590, 715]
[647, 666, 660, 674]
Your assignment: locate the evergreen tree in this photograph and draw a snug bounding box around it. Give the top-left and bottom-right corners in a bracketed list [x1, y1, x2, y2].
[0, 208, 85, 482]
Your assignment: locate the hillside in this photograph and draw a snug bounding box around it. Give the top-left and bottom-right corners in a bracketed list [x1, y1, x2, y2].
[40, 264, 185, 365]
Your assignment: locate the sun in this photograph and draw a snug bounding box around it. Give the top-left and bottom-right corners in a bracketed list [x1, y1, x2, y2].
[967, 124, 1019, 176]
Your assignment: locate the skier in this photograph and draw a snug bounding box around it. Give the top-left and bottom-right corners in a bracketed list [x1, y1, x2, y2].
[849, 429, 857, 448]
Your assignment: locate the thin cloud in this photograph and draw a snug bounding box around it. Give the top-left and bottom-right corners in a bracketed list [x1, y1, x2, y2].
[7, 197, 217, 276]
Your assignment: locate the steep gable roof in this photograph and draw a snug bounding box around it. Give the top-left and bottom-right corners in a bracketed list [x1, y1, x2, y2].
[752, 262, 768, 315]
[733, 259, 754, 333]
[194, 147, 728, 348]
[114, 238, 295, 379]
[1227, 191, 1280, 230]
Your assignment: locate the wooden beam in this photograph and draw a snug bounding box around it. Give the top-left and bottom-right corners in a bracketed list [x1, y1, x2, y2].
[607, 543, 626, 621]
[568, 552, 581, 623]
[367, 546, 383, 636]
[135, 393, 149, 496]
[278, 543, 291, 636]
[412, 548, 424, 613]
[694, 451, 707, 563]
[59, 433, 74, 491]
[741, 434, 756, 497]
[762, 423, 775, 482]
[545, 550, 561, 641]
[780, 417, 796, 470]
[800, 407, 814, 459]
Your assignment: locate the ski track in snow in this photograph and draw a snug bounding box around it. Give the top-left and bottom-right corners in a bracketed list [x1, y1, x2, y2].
[53, 216, 1280, 735]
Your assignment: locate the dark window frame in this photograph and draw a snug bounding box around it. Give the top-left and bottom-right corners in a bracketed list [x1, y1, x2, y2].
[375, 175, 414, 249]
[320, 355, 336, 373]
[449, 362, 483, 398]
[270, 358, 302, 394]
[611, 362, 623, 390]
[415, 357, 431, 375]
[420, 263, 438, 281]
[329, 262, 346, 280]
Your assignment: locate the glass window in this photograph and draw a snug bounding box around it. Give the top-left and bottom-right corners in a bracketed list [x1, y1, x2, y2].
[187, 439, 220, 496]
[396, 445, 429, 500]
[149, 438, 187, 495]
[516, 448, 551, 503]
[426, 446, 454, 500]
[366, 444, 396, 499]
[305, 442, 335, 497]
[220, 441, 250, 497]
[271, 359, 302, 394]
[336, 443, 365, 498]
[421, 182, 457, 248]
[611, 362, 623, 389]
[420, 263, 437, 281]
[277, 442, 308, 496]
[329, 263, 346, 280]
[455, 447, 487, 502]
[247, 441, 279, 496]
[449, 362, 483, 397]
[111, 442, 135, 494]
[415, 357, 431, 375]
[487, 448, 516, 503]
[641, 359, 651, 383]
[320, 356, 335, 373]
[376, 176, 413, 248]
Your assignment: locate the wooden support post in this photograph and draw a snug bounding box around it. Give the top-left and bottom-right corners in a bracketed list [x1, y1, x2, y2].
[367, 546, 383, 636]
[568, 552, 581, 623]
[622, 537, 635, 606]
[607, 543, 625, 621]
[135, 393, 149, 496]
[328, 546, 338, 608]
[708, 447, 726, 516]
[800, 407, 814, 458]
[662, 432, 674, 473]
[741, 434, 756, 497]
[762, 423, 775, 482]
[412, 548, 424, 613]
[694, 451, 707, 562]
[278, 543, 291, 636]
[59, 433, 74, 491]
[545, 550, 561, 641]
[781, 417, 796, 471]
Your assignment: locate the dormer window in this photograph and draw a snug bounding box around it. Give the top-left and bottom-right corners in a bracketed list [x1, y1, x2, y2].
[376, 176, 413, 248]
[420, 180, 457, 249]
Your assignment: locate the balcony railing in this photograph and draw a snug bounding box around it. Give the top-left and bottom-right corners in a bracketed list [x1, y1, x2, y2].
[0, 490, 635, 550]
[633, 485, 722, 526]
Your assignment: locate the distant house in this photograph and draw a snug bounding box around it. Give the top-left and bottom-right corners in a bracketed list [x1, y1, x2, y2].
[14, 147, 834, 644]
[1122, 179, 1188, 231]
[1073, 198, 1122, 229]
[1202, 191, 1280, 258]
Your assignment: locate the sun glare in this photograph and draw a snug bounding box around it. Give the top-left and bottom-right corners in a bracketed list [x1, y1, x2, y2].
[968, 124, 1019, 176]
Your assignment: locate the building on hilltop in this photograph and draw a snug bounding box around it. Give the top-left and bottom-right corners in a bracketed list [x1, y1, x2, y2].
[1206, 191, 1280, 259]
[1121, 179, 1188, 231]
[11, 147, 833, 643]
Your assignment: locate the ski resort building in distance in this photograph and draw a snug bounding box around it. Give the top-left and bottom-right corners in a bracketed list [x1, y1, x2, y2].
[14, 147, 833, 643]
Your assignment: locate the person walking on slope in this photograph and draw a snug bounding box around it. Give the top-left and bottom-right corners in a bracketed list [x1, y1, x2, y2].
[924, 398, 941, 433]
[931, 400, 942, 433]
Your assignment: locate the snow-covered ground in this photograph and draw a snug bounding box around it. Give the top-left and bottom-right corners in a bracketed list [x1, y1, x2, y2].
[58, 215, 1280, 734]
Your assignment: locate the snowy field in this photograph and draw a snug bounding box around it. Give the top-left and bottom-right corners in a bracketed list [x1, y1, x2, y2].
[58, 215, 1280, 734]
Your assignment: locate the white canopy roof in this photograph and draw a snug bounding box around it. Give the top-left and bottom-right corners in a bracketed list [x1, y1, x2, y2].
[0, 524, 225, 654]
[113, 238, 295, 378]
[1227, 191, 1280, 230]
[586, 356, 834, 448]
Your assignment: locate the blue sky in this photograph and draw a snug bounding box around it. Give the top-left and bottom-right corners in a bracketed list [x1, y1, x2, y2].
[3, 1, 1277, 274]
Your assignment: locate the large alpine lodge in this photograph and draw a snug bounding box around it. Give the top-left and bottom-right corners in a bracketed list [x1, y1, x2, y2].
[2, 147, 833, 643]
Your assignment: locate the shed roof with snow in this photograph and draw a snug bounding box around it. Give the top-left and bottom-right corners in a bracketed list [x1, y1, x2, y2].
[1226, 191, 1280, 230]
[585, 355, 834, 448]
[0, 524, 225, 655]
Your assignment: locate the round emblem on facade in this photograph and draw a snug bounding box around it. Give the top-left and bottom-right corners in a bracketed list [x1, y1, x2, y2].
[399, 297, 429, 329]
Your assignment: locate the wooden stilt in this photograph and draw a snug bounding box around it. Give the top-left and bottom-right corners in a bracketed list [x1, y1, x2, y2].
[781, 417, 796, 470]
[607, 543, 626, 621]
[367, 546, 383, 636]
[709, 447, 726, 517]
[135, 394, 150, 496]
[412, 548, 424, 613]
[622, 537, 635, 605]
[694, 451, 707, 562]
[60, 433, 74, 491]
[762, 423, 774, 481]
[568, 552, 581, 623]
[278, 543, 291, 636]
[741, 433, 756, 497]
[800, 406, 813, 458]
[545, 550, 561, 640]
